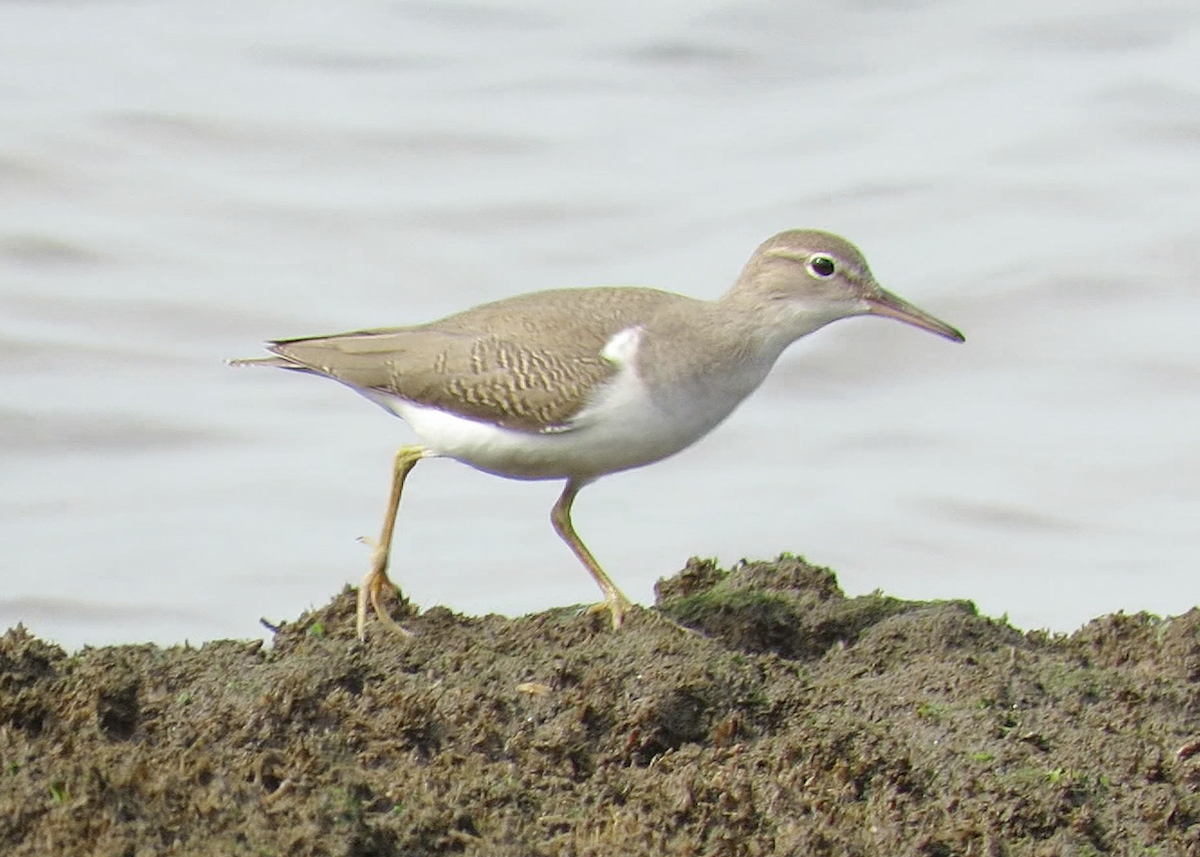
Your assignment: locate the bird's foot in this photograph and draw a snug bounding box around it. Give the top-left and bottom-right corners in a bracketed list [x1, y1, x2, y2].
[585, 591, 634, 629]
[356, 562, 411, 641]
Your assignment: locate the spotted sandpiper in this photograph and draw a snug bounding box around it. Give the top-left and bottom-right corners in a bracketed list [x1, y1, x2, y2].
[233, 229, 963, 638]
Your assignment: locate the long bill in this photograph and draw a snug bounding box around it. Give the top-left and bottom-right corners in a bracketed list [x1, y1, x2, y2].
[866, 288, 965, 343]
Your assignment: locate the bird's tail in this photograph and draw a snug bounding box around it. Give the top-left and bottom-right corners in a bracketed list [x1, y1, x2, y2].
[226, 355, 301, 369]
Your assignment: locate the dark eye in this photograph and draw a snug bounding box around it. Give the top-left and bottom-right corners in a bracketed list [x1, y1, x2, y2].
[807, 255, 836, 278]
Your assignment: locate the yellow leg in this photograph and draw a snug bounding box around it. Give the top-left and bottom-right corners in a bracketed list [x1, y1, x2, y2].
[356, 444, 426, 640]
[550, 479, 634, 629]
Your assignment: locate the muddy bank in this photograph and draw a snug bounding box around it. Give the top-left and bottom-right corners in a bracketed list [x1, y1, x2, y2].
[3, 555, 1199, 855]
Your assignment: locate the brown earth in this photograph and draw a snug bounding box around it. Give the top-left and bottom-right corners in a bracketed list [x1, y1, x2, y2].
[3, 555, 1200, 856]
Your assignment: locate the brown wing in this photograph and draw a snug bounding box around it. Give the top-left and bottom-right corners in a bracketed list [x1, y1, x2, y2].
[264, 286, 687, 433]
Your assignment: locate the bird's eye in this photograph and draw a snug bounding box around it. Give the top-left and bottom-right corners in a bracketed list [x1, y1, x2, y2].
[806, 255, 836, 278]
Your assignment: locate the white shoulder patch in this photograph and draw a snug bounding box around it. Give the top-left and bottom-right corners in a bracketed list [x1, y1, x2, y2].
[601, 325, 643, 367]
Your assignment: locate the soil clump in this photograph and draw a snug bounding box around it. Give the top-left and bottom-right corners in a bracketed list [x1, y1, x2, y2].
[3, 555, 1199, 855]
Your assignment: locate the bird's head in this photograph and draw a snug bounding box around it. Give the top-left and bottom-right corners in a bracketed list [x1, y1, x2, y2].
[729, 229, 965, 344]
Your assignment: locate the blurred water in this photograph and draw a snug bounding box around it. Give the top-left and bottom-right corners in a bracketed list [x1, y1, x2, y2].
[2, 0, 1198, 649]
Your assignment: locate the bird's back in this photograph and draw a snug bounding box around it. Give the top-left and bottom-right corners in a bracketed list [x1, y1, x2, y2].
[263, 286, 695, 432]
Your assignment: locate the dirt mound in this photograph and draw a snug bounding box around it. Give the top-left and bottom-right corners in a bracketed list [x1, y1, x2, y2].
[3, 555, 1199, 855]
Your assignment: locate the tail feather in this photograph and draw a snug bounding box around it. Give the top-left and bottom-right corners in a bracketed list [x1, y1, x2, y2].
[227, 355, 306, 370]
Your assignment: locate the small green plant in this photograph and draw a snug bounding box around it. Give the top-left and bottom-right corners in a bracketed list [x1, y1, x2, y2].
[48, 780, 68, 802]
[916, 702, 945, 720]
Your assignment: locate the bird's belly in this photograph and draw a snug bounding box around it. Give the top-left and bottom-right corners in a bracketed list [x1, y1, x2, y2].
[368, 387, 732, 482]
[402, 403, 707, 480]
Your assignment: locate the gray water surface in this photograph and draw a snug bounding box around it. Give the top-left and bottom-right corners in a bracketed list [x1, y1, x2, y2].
[3, 0, 1199, 649]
